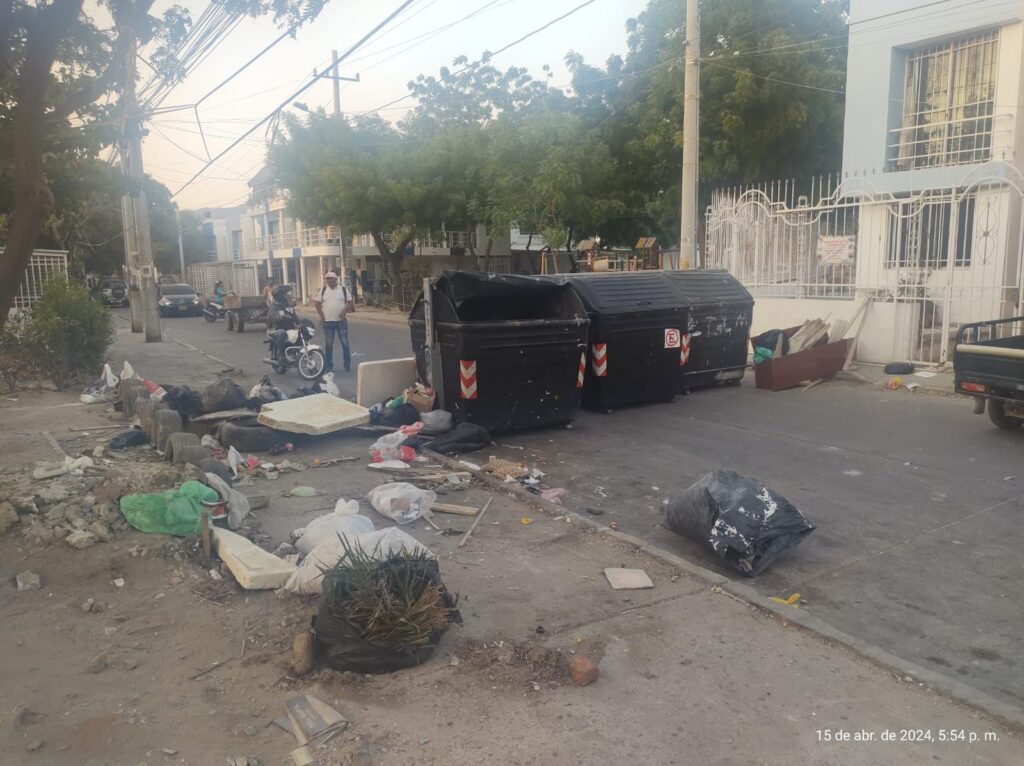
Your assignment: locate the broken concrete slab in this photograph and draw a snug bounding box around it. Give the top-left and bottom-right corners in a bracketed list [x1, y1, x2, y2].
[356, 357, 417, 407]
[212, 527, 296, 589]
[604, 567, 654, 590]
[258, 393, 370, 435]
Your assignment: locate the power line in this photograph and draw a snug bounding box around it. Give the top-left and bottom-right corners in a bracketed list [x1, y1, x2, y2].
[704, 60, 845, 94]
[358, 0, 605, 118]
[172, 0, 419, 198]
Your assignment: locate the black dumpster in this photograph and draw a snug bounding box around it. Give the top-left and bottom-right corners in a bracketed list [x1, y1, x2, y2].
[663, 270, 754, 391]
[554, 272, 688, 409]
[410, 271, 589, 433]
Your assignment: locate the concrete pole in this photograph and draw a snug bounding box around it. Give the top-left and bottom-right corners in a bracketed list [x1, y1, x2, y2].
[331, 49, 342, 118]
[175, 205, 185, 280]
[120, 188, 142, 332]
[680, 0, 700, 268]
[120, 30, 161, 341]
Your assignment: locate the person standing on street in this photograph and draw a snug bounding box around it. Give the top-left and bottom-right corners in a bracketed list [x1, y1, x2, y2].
[313, 271, 355, 372]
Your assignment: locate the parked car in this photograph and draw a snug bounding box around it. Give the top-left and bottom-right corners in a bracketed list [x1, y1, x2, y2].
[158, 283, 202, 317]
[98, 278, 129, 307]
[953, 316, 1024, 430]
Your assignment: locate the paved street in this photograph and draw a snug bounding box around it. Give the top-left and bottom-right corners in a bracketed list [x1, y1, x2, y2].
[129, 311, 1024, 715]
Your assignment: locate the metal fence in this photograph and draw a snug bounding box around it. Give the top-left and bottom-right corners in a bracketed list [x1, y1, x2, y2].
[7, 249, 69, 311]
[705, 163, 1024, 365]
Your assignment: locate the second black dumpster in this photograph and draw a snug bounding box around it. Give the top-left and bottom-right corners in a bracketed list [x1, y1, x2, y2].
[556, 272, 688, 409]
[410, 271, 589, 433]
[664, 269, 754, 391]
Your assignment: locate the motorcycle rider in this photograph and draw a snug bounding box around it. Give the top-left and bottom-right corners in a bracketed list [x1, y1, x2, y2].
[213, 280, 225, 305]
[268, 284, 302, 362]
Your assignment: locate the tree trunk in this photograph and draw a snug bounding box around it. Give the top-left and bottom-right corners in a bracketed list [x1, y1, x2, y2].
[482, 236, 494, 273]
[0, 0, 84, 330]
[371, 232, 408, 308]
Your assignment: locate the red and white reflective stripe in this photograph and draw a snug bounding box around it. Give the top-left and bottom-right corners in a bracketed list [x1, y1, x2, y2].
[592, 343, 608, 377]
[679, 334, 692, 367]
[459, 360, 478, 399]
[577, 351, 586, 388]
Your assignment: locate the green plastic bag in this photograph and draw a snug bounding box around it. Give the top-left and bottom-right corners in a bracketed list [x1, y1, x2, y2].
[120, 480, 218, 537]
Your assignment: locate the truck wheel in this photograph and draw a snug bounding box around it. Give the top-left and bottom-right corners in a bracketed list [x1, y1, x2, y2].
[988, 400, 1024, 430]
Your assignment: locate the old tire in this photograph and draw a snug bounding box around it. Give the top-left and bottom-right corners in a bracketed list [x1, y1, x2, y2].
[154, 408, 184, 452]
[174, 445, 213, 467]
[219, 416, 280, 452]
[165, 432, 202, 463]
[988, 400, 1024, 430]
[136, 399, 158, 436]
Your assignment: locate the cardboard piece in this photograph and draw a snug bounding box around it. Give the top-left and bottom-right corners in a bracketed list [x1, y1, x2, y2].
[284, 694, 348, 747]
[604, 568, 654, 590]
[356, 358, 417, 407]
[212, 527, 296, 589]
[258, 393, 370, 435]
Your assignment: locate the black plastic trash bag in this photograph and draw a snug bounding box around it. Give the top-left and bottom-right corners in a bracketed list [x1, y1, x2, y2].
[427, 422, 490, 455]
[314, 557, 460, 674]
[200, 378, 245, 413]
[664, 469, 815, 576]
[108, 428, 149, 449]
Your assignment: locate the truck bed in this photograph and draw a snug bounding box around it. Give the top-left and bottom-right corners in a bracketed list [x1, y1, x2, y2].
[953, 317, 1024, 400]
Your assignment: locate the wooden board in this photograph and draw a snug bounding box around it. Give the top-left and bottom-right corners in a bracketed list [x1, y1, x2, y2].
[432, 503, 479, 516]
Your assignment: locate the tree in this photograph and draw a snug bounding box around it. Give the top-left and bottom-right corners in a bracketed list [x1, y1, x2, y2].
[271, 114, 437, 300]
[566, 0, 849, 245]
[0, 0, 327, 331]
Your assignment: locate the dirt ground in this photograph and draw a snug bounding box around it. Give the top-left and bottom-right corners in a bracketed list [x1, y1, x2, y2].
[3, 388, 1024, 765]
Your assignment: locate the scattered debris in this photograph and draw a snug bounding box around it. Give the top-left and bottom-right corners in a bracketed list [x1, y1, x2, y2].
[769, 593, 802, 608]
[604, 568, 654, 590]
[291, 631, 315, 676]
[211, 527, 296, 590]
[16, 571, 42, 591]
[540, 487, 568, 504]
[65, 529, 98, 549]
[367, 483, 437, 525]
[569, 655, 599, 686]
[281, 694, 348, 747]
[484, 458, 529, 480]
[258, 393, 370, 435]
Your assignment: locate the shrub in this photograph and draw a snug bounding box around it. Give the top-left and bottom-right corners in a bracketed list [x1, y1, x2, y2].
[31, 279, 115, 389]
[0, 311, 37, 393]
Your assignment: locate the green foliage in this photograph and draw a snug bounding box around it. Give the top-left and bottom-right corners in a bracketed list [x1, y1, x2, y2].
[0, 312, 37, 393]
[30, 279, 115, 389]
[321, 536, 458, 650]
[274, 0, 849, 250]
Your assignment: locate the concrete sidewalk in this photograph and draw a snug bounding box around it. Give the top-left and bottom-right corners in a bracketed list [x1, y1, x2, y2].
[3, 412, 1023, 764]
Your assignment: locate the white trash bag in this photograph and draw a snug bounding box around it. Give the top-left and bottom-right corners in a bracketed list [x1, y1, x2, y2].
[366, 482, 436, 525]
[284, 527, 432, 595]
[293, 505, 373, 554]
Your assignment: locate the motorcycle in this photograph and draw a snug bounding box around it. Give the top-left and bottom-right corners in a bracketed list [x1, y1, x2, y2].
[203, 301, 227, 322]
[263, 318, 325, 380]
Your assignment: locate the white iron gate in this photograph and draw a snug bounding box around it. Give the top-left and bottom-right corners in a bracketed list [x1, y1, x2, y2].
[705, 164, 1024, 366]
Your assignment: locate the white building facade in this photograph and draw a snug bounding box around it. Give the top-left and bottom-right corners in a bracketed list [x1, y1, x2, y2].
[705, 0, 1024, 365]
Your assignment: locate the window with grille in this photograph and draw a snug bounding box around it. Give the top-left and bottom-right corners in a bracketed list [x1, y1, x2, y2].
[891, 31, 998, 170]
[886, 196, 975, 268]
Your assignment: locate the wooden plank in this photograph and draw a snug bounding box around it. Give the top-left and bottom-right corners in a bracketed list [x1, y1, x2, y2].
[432, 503, 479, 516]
[843, 296, 873, 370]
[458, 496, 495, 548]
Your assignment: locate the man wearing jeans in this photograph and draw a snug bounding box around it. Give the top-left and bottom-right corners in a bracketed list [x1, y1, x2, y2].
[313, 271, 355, 372]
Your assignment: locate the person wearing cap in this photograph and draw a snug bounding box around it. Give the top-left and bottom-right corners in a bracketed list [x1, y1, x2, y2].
[313, 271, 355, 372]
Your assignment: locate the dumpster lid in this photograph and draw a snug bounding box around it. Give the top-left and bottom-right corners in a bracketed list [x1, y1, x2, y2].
[664, 269, 753, 308]
[562, 272, 682, 315]
[433, 270, 587, 322]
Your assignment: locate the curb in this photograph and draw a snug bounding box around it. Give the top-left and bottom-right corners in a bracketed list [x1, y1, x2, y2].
[426, 447, 1024, 733]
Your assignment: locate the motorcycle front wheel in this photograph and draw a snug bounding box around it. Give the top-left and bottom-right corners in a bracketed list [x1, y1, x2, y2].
[298, 349, 325, 380]
[204, 309, 217, 323]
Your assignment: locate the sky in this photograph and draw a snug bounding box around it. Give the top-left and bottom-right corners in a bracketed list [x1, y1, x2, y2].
[137, 0, 650, 211]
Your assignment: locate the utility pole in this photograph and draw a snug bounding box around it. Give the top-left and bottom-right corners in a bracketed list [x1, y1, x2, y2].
[175, 204, 186, 280]
[680, 0, 700, 268]
[331, 49, 342, 118]
[120, 19, 161, 341]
